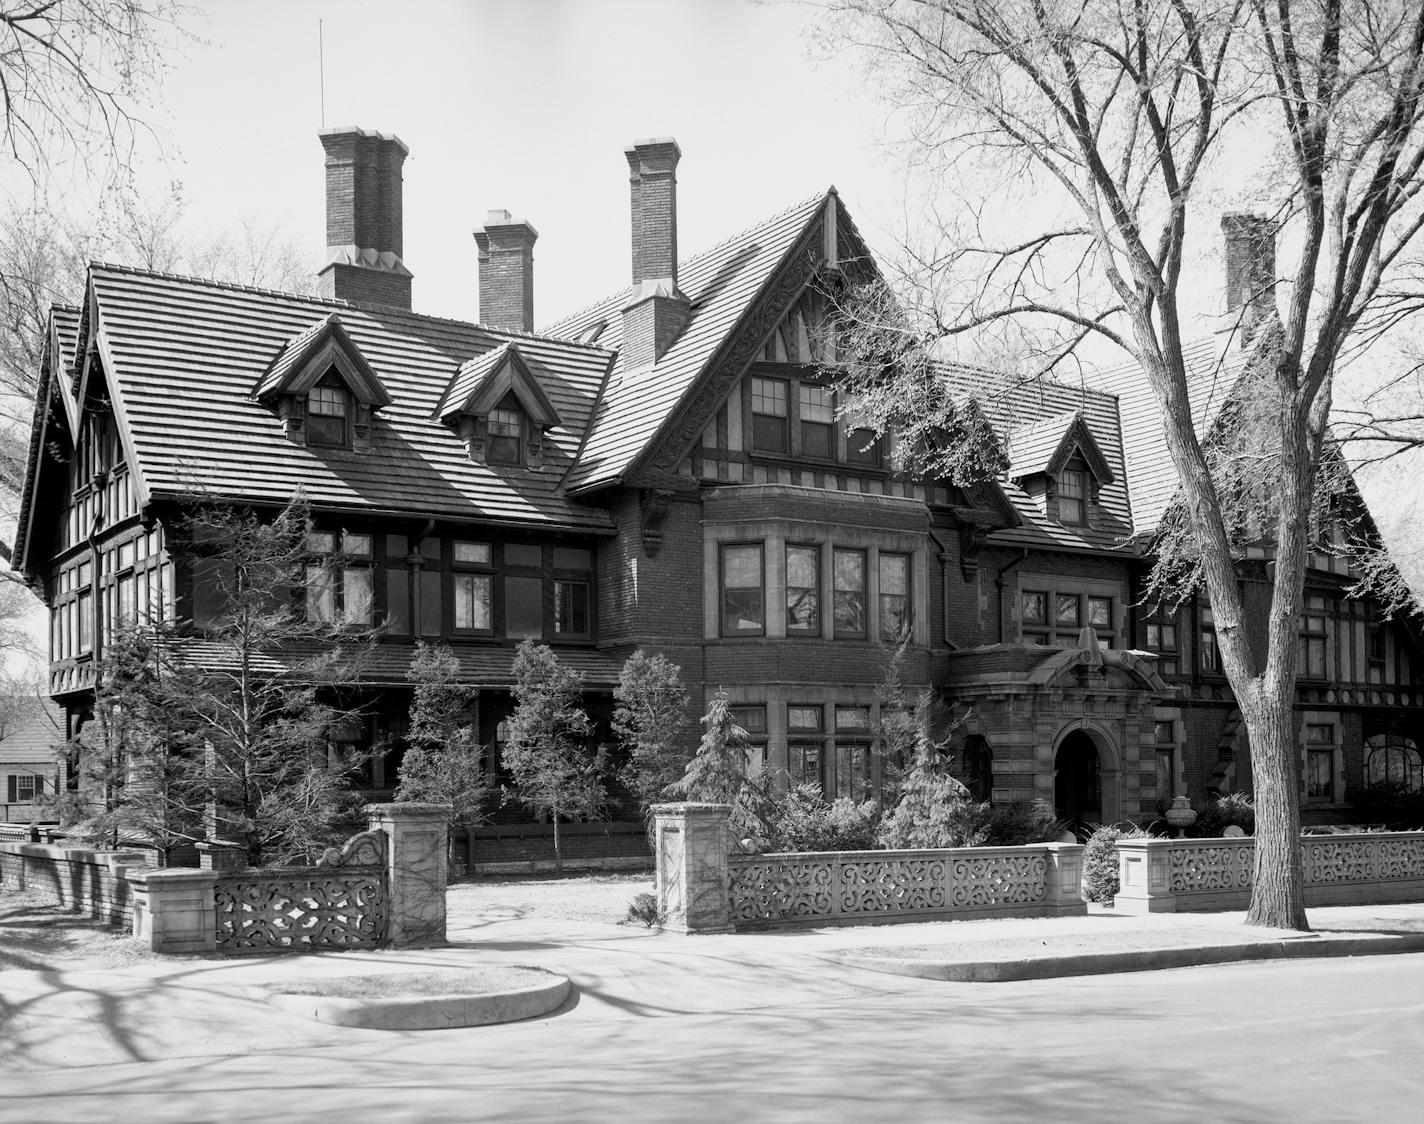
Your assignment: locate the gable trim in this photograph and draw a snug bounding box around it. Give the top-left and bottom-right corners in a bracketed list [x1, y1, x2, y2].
[255, 313, 393, 409]
[437, 342, 561, 430]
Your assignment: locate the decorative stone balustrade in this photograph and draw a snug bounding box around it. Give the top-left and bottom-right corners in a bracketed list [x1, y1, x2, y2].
[651, 802, 1085, 932]
[1115, 832, 1424, 914]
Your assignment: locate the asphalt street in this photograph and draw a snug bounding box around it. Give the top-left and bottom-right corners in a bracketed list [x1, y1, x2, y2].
[4, 950, 1422, 1123]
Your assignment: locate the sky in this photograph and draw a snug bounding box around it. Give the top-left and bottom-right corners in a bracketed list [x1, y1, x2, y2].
[125, 0, 908, 328]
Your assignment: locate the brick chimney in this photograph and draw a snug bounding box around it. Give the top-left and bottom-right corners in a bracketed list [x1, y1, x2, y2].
[475, 210, 538, 332]
[621, 138, 690, 369]
[1221, 213, 1278, 347]
[318, 126, 413, 310]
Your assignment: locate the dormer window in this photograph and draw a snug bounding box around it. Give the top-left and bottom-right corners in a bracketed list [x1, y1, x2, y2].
[436, 342, 561, 468]
[307, 374, 351, 448]
[1058, 466, 1087, 525]
[488, 402, 524, 465]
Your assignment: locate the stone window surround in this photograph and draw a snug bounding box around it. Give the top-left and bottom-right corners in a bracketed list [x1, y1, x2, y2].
[703, 518, 928, 643]
[1152, 705, 1185, 804]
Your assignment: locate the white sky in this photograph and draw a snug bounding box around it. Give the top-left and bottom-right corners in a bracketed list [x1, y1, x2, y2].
[138, 0, 906, 327]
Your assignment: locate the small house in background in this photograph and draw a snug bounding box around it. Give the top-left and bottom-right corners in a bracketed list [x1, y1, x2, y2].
[0, 695, 64, 824]
[12, 127, 1424, 849]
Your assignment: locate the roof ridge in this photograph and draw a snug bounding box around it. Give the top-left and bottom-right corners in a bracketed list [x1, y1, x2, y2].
[86, 260, 613, 354]
[543, 187, 829, 334]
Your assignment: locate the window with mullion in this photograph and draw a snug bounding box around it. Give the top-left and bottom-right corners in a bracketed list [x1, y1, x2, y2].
[785, 544, 820, 635]
[798, 384, 834, 459]
[1142, 602, 1180, 676]
[750, 378, 789, 453]
[307, 374, 350, 449]
[1299, 594, 1329, 678]
[1058, 467, 1087, 524]
[488, 405, 524, 465]
[878, 552, 910, 642]
[720, 544, 765, 636]
[833, 549, 866, 638]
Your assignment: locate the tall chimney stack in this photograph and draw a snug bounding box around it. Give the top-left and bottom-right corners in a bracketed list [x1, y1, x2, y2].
[318, 127, 413, 310]
[475, 210, 538, 332]
[621, 137, 690, 369]
[1221, 213, 1278, 347]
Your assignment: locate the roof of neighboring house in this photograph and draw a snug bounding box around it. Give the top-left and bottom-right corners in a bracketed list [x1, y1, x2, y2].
[0, 697, 64, 767]
[544, 190, 832, 492]
[73, 265, 620, 532]
[174, 640, 625, 689]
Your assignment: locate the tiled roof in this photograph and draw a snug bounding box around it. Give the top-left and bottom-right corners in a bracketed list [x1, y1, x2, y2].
[1081, 335, 1244, 532]
[436, 343, 511, 421]
[0, 698, 64, 766]
[544, 191, 830, 492]
[174, 639, 624, 689]
[1005, 410, 1080, 477]
[941, 365, 1134, 552]
[82, 265, 617, 532]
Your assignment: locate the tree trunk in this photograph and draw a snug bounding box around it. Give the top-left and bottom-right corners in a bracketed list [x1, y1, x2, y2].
[1240, 698, 1309, 931]
[552, 812, 562, 876]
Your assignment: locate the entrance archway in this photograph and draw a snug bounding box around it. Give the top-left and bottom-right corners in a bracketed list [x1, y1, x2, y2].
[1054, 731, 1101, 829]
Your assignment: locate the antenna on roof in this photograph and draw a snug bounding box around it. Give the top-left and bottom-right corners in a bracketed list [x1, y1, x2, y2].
[318, 20, 326, 129]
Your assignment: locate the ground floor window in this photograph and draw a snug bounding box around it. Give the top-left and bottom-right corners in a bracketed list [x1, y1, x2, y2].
[1366, 735, 1423, 792]
[1302, 719, 1340, 803]
[6, 774, 41, 803]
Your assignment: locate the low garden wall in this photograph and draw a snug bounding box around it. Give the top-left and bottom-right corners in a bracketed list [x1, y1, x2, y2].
[1116, 832, 1424, 913]
[0, 803, 451, 955]
[0, 842, 149, 926]
[652, 802, 1085, 933]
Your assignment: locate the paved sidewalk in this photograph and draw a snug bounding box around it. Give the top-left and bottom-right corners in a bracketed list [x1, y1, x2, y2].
[2, 899, 1422, 1076]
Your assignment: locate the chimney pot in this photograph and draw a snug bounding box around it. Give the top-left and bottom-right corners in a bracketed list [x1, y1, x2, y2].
[475, 211, 538, 332]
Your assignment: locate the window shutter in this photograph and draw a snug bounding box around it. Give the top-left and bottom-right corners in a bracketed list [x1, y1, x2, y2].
[6, 776, 14, 802]
[35, 776, 44, 796]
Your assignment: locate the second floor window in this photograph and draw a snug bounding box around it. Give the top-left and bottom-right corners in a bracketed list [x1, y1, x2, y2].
[1200, 604, 1222, 673]
[786, 544, 820, 635]
[1299, 595, 1328, 678]
[305, 530, 372, 627]
[721, 544, 765, 636]
[1142, 603, 1180, 676]
[799, 384, 834, 459]
[878, 552, 910, 642]
[833, 549, 866, 638]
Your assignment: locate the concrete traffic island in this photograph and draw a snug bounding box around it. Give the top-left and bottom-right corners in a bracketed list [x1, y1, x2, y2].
[258, 965, 571, 1030]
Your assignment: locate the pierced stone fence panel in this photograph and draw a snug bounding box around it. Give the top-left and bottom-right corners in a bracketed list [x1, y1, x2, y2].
[213, 830, 388, 955]
[1115, 832, 1424, 913]
[651, 802, 1085, 933]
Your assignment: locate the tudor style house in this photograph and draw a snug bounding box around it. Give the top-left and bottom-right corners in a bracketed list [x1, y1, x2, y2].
[14, 126, 1424, 833]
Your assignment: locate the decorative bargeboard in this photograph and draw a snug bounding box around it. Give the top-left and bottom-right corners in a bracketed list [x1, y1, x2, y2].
[728, 846, 1052, 927]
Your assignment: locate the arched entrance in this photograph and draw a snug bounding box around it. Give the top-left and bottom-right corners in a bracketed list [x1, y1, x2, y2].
[1054, 731, 1101, 830]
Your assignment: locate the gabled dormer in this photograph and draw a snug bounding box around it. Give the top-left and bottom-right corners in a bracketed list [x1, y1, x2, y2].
[1007, 411, 1115, 528]
[436, 342, 561, 467]
[255, 313, 391, 451]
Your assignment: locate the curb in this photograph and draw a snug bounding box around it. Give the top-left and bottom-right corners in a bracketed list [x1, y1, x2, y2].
[821, 933, 1424, 983]
[260, 969, 572, 1031]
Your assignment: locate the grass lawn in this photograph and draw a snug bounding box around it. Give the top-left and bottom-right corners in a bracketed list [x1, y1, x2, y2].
[0, 889, 158, 973]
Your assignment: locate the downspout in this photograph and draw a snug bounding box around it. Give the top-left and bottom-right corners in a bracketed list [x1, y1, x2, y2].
[925, 525, 954, 648]
[995, 549, 1030, 644]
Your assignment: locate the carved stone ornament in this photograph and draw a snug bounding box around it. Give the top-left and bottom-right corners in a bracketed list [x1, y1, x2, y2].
[318, 828, 387, 868]
[958, 522, 989, 581]
[640, 488, 674, 557]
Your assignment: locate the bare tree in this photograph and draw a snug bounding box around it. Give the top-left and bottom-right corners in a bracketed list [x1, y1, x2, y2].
[819, 0, 1424, 929]
[0, 0, 189, 182]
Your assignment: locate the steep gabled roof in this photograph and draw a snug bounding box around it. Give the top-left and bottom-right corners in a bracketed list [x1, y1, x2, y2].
[435, 341, 561, 429]
[68, 264, 617, 532]
[255, 312, 392, 408]
[543, 191, 832, 492]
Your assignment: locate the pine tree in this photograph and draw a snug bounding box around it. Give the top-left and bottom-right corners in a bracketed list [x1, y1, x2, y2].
[503, 640, 606, 874]
[396, 642, 490, 861]
[612, 649, 692, 818]
[666, 691, 776, 841]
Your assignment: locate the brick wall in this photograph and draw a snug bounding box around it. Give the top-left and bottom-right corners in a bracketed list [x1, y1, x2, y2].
[317, 262, 412, 309]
